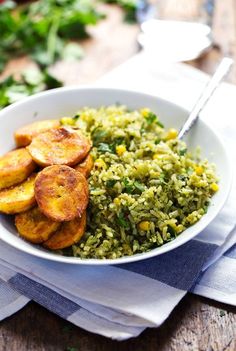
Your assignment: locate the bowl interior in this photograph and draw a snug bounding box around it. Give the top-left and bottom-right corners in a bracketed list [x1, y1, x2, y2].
[0, 87, 231, 265]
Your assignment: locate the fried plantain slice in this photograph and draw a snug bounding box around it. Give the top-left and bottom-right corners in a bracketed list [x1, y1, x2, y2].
[74, 154, 94, 178]
[15, 206, 61, 243]
[35, 165, 89, 221]
[0, 148, 36, 190]
[14, 119, 60, 147]
[0, 173, 36, 214]
[27, 127, 91, 167]
[43, 211, 86, 250]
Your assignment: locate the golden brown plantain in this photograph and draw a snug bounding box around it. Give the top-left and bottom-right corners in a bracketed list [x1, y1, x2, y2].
[27, 127, 91, 167]
[74, 154, 94, 178]
[15, 206, 61, 243]
[43, 211, 86, 250]
[14, 119, 60, 147]
[34, 165, 89, 221]
[0, 148, 36, 190]
[0, 173, 36, 214]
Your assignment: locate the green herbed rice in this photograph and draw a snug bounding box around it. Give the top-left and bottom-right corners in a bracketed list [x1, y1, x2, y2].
[61, 105, 218, 259]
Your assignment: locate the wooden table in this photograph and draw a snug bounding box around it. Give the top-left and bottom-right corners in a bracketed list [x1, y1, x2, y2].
[0, 1, 236, 350]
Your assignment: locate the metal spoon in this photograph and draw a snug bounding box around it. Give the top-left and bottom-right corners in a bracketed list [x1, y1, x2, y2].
[178, 57, 234, 139]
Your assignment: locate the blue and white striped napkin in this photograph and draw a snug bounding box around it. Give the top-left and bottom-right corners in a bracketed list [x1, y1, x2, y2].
[0, 54, 235, 340]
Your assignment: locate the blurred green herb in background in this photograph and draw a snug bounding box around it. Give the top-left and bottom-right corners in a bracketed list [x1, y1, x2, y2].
[102, 0, 138, 22]
[0, 0, 137, 110]
[0, 0, 104, 71]
[0, 68, 62, 108]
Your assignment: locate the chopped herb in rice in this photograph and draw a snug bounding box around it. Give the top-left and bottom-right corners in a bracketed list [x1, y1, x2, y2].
[61, 105, 218, 259]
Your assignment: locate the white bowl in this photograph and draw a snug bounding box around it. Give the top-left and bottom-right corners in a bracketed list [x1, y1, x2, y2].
[0, 87, 232, 265]
[138, 20, 212, 63]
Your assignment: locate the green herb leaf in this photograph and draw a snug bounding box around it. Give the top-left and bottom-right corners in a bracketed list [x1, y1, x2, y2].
[134, 181, 145, 193]
[0, 0, 104, 72]
[219, 310, 226, 317]
[144, 112, 164, 128]
[122, 178, 135, 194]
[116, 212, 129, 229]
[62, 43, 84, 61]
[145, 112, 157, 125]
[0, 68, 62, 110]
[179, 148, 187, 156]
[167, 225, 177, 237]
[154, 138, 161, 145]
[43, 69, 63, 89]
[103, 0, 138, 23]
[106, 179, 117, 188]
[97, 143, 113, 153]
[156, 120, 164, 128]
[72, 114, 80, 121]
[177, 174, 186, 181]
[92, 128, 108, 145]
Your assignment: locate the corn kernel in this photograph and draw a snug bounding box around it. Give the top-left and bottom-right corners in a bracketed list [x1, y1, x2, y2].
[60, 117, 75, 126]
[94, 159, 107, 169]
[165, 128, 178, 140]
[210, 182, 219, 192]
[116, 145, 126, 156]
[140, 108, 150, 117]
[138, 221, 151, 231]
[113, 198, 120, 205]
[153, 153, 160, 160]
[195, 166, 203, 175]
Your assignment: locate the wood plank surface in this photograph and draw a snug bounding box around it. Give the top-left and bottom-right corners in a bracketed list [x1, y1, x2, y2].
[1, 295, 235, 351]
[0, 2, 236, 351]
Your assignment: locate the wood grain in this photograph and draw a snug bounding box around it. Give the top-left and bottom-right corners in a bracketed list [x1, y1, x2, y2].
[0, 296, 235, 351]
[0, 2, 236, 351]
[192, 0, 236, 83]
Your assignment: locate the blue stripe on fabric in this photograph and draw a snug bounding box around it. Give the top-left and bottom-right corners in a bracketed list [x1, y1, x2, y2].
[0, 279, 22, 305]
[8, 274, 80, 319]
[117, 240, 218, 291]
[224, 243, 236, 259]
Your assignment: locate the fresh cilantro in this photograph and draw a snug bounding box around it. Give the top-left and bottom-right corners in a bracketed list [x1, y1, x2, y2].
[219, 310, 226, 317]
[92, 128, 108, 145]
[156, 120, 164, 128]
[0, 0, 104, 71]
[144, 111, 164, 128]
[145, 112, 157, 125]
[203, 201, 210, 214]
[167, 225, 177, 237]
[61, 43, 84, 61]
[97, 143, 113, 153]
[177, 174, 186, 181]
[186, 167, 194, 175]
[72, 114, 80, 121]
[154, 138, 161, 144]
[0, 68, 62, 109]
[159, 173, 166, 182]
[43, 69, 63, 89]
[179, 148, 187, 156]
[123, 178, 135, 194]
[103, 0, 138, 22]
[122, 178, 145, 194]
[106, 179, 117, 188]
[116, 212, 129, 229]
[133, 181, 145, 193]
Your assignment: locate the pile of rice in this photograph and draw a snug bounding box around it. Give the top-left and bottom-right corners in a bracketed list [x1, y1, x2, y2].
[62, 105, 218, 259]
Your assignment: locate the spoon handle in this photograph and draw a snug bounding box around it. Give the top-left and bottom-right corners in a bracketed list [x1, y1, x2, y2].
[178, 57, 234, 140]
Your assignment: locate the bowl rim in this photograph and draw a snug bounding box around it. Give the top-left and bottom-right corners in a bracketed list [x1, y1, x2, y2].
[0, 86, 232, 265]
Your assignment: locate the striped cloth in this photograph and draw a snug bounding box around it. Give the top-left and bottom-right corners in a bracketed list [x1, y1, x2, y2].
[0, 54, 235, 340]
